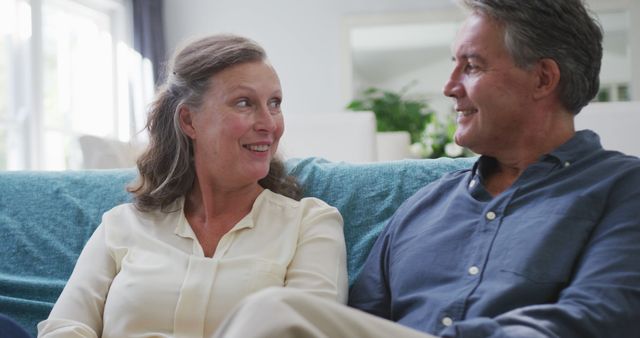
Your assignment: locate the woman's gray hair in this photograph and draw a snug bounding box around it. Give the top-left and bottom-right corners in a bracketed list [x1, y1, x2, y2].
[128, 34, 301, 211]
[460, 0, 603, 114]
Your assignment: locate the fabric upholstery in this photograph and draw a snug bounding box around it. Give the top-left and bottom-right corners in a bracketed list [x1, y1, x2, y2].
[287, 157, 475, 284]
[0, 157, 474, 336]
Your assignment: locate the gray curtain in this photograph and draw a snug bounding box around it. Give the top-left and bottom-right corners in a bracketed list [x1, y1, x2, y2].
[132, 0, 166, 85]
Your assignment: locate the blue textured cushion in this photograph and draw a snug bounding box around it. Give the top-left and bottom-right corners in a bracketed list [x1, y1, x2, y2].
[0, 157, 474, 336]
[0, 169, 136, 337]
[288, 157, 475, 285]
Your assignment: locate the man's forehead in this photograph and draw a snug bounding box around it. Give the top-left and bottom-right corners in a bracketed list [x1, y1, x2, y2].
[450, 14, 506, 59]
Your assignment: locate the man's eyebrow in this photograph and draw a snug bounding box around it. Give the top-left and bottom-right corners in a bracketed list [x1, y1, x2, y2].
[451, 53, 485, 63]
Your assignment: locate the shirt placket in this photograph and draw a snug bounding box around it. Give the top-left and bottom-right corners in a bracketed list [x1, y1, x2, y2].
[172, 226, 238, 336]
[173, 256, 218, 337]
[437, 188, 516, 331]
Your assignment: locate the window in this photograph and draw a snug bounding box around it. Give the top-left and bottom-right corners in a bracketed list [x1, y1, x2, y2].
[0, 0, 149, 170]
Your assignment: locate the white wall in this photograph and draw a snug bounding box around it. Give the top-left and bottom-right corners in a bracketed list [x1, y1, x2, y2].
[163, 0, 640, 116]
[163, 0, 453, 116]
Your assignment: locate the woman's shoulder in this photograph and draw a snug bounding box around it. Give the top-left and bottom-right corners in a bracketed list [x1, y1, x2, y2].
[102, 202, 150, 222]
[101, 199, 183, 235]
[103, 199, 182, 218]
[259, 190, 343, 229]
[261, 189, 337, 212]
[101, 202, 137, 221]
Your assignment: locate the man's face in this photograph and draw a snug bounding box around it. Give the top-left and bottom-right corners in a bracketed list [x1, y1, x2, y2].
[443, 14, 539, 157]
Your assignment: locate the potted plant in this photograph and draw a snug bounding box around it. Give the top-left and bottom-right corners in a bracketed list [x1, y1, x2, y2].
[346, 83, 432, 144]
[410, 112, 475, 159]
[347, 83, 474, 159]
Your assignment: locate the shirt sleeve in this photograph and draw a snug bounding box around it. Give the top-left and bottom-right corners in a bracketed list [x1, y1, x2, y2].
[283, 199, 349, 304]
[441, 179, 640, 338]
[347, 213, 395, 319]
[37, 223, 117, 338]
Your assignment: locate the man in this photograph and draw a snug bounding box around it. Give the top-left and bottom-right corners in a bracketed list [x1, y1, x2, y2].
[213, 0, 640, 337]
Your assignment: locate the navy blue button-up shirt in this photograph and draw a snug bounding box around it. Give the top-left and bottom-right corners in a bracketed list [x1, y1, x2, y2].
[349, 130, 640, 338]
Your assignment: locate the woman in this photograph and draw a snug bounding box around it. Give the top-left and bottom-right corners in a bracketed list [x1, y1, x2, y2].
[38, 34, 348, 337]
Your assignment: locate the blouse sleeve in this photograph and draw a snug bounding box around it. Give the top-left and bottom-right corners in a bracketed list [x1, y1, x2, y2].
[284, 199, 348, 303]
[37, 223, 117, 338]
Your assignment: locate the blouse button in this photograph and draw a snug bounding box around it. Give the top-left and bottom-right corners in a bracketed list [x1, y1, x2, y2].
[442, 316, 453, 326]
[468, 266, 480, 275]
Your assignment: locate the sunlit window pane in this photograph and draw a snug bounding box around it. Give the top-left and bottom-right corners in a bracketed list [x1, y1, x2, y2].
[43, 130, 67, 170]
[42, 0, 116, 169]
[0, 128, 6, 170]
[0, 39, 7, 122]
[0, 0, 15, 170]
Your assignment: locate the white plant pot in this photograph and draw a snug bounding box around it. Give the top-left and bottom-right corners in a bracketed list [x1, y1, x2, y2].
[376, 131, 411, 161]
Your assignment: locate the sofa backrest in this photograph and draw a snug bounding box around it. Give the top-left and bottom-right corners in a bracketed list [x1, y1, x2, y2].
[287, 157, 475, 283]
[0, 157, 474, 336]
[0, 169, 136, 336]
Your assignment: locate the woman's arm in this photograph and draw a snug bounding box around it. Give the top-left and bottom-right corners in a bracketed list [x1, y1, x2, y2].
[37, 224, 117, 338]
[284, 199, 348, 303]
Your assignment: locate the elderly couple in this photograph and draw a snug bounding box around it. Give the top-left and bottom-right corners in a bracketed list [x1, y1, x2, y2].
[32, 0, 640, 337]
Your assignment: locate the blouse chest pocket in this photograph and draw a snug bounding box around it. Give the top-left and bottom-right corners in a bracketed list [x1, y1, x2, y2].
[246, 259, 287, 293]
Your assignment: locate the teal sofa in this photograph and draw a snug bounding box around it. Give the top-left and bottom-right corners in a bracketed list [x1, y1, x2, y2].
[0, 157, 474, 337]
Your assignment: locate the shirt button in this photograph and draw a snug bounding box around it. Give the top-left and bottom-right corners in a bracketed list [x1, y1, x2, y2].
[468, 266, 480, 275]
[564, 161, 571, 167]
[485, 211, 496, 220]
[442, 316, 453, 327]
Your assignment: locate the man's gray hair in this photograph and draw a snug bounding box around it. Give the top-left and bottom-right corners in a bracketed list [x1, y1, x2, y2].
[460, 0, 603, 114]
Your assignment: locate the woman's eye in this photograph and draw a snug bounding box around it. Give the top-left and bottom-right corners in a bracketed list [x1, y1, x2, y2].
[236, 99, 250, 108]
[268, 99, 281, 109]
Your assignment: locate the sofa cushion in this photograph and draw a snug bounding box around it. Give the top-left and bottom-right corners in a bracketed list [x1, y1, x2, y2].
[0, 157, 474, 336]
[288, 157, 475, 284]
[0, 169, 136, 336]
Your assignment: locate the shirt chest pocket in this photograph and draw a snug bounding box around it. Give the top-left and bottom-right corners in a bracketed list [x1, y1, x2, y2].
[499, 215, 594, 284]
[246, 260, 287, 292]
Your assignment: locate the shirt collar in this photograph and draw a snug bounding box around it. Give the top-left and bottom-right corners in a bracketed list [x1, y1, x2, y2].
[545, 129, 603, 165]
[471, 130, 602, 173]
[469, 130, 603, 186]
[174, 190, 267, 240]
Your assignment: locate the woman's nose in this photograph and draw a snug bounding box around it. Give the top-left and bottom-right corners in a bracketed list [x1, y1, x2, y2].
[254, 105, 276, 132]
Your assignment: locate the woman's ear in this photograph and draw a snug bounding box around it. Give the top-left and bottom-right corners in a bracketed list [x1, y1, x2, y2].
[532, 58, 561, 100]
[178, 105, 197, 139]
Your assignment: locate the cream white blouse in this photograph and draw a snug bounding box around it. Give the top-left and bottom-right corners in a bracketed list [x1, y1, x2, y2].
[38, 189, 348, 338]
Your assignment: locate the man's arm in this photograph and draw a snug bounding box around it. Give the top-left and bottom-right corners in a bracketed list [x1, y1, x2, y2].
[348, 214, 395, 319]
[442, 176, 640, 338]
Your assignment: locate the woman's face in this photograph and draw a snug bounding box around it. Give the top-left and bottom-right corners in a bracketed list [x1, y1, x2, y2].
[180, 60, 284, 190]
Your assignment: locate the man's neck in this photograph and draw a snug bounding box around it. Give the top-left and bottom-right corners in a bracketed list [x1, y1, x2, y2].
[483, 128, 575, 196]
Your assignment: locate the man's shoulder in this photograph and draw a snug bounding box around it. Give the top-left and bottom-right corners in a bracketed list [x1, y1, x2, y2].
[395, 168, 471, 214]
[585, 149, 640, 178]
[415, 167, 470, 194]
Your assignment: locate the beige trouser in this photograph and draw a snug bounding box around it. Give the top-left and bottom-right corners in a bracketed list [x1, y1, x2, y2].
[213, 287, 438, 338]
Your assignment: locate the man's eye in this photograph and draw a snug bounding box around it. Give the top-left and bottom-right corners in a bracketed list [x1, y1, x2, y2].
[464, 63, 479, 73]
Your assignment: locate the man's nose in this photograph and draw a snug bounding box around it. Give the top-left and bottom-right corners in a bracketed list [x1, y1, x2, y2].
[443, 69, 463, 99]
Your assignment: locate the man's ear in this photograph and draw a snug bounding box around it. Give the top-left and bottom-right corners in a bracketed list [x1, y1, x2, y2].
[532, 58, 561, 100]
[178, 105, 197, 139]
